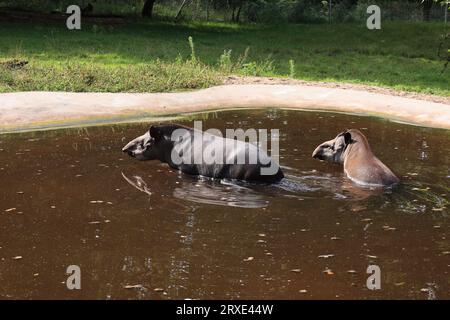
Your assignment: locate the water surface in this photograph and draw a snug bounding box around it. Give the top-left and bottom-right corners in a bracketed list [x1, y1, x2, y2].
[0, 109, 448, 299]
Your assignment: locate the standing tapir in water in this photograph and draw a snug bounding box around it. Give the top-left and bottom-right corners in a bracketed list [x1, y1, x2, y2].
[312, 129, 399, 187]
[122, 124, 284, 183]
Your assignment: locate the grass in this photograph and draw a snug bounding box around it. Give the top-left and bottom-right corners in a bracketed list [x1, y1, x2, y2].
[0, 20, 448, 95]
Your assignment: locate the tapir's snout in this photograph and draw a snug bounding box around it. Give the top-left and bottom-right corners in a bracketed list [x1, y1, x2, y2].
[121, 144, 133, 155]
[312, 138, 337, 162]
[123, 148, 134, 157]
[311, 146, 320, 159]
[312, 145, 326, 160]
[122, 146, 133, 156]
[121, 131, 153, 160]
[122, 139, 138, 157]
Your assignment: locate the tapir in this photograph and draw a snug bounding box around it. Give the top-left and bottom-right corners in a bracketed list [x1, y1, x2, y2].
[122, 124, 284, 183]
[312, 129, 399, 187]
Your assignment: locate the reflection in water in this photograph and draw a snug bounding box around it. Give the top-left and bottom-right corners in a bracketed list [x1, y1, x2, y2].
[0, 109, 448, 300]
[122, 171, 268, 208]
[123, 169, 391, 209]
[173, 178, 269, 209]
[121, 172, 152, 196]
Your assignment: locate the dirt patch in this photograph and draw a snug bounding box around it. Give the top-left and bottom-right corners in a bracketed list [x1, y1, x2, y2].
[223, 76, 450, 105]
[1, 85, 449, 133]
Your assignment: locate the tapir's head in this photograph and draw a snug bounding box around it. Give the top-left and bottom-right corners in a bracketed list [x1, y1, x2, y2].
[122, 126, 165, 161]
[312, 130, 354, 164]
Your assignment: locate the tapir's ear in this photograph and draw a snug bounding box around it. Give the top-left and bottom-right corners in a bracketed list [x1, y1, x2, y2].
[344, 131, 352, 144]
[149, 125, 163, 141]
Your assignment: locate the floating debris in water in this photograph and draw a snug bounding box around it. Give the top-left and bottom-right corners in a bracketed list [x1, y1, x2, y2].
[347, 270, 357, 274]
[153, 288, 164, 292]
[243, 257, 254, 262]
[124, 284, 144, 289]
[366, 255, 378, 259]
[318, 254, 335, 259]
[331, 236, 341, 241]
[90, 200, 104, 204]
[323, 269, 334, 275]
[412, 187, 430, 191]
[13, 256, 22, 260]
[290, 269, 301, 273]
[299, 289, 308, 293]
[4, 208, 16, 212]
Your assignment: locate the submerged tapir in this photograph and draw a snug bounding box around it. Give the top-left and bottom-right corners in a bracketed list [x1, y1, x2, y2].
[122, 124, 284, 183]
[312, 129, 399, 187]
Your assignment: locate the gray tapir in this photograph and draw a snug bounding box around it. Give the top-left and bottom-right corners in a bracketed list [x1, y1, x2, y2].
[122, 124, 284, 183]
[312, 129, 399, 187]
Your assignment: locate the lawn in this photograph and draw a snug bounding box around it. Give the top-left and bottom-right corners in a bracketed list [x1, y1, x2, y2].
[0, 19, 448, 95]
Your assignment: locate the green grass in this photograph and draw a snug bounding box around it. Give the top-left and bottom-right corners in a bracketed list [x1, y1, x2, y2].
[0, 20, 448, 95]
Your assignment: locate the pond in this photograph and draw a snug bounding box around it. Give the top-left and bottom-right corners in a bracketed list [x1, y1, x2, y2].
[0, 109, 448, 299]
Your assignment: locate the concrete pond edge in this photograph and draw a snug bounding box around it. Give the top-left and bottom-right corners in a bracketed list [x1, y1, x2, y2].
[0, 84, 449, 134]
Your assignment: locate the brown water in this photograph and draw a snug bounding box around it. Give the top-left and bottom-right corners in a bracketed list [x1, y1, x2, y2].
[0, 109, 448, 300]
